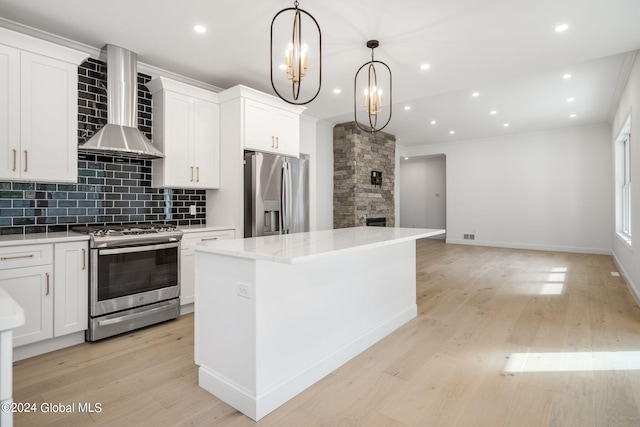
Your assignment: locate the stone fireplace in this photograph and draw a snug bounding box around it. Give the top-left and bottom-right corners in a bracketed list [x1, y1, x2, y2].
[333, 122, 395, 229]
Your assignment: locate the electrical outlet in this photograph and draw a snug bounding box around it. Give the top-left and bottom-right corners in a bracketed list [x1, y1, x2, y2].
[464, 234, 469, 240]
[189, 205, 197, 215]
[236, 282, 251, 299]
[469, 234, 475, 240]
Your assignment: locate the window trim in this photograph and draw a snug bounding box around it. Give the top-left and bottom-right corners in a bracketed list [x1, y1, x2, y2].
[615, 117, 632, 247]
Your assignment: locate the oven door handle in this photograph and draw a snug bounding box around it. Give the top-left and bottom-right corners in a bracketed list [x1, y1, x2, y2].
[99, 242, 180, 256]
[96, 303, 172, 326]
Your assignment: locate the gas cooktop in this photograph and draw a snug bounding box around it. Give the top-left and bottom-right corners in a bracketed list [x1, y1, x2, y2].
[73, 223, 183, 248]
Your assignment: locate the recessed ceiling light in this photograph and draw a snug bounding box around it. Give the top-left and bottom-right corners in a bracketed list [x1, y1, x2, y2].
[430, 120, 437, 125]
[404, 106, 411, 111]
[420, 63, 430, 70]
[404, 157, 409, 160]
[563, 73, 572, 79]
[555, 24, 569, 32]
[449, 130, 455, 135]
[194, 25, 207, 33]
[472, 92, 480, 97]
[503, 123, 510, 127]
[569, 114, 577, 118]
[567, 97, 575, 102]
[333, 88, 341, 94]
[490, 110, 497, 115]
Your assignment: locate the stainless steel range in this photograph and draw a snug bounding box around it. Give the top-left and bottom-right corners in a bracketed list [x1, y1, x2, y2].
[73, 224, 182, 341]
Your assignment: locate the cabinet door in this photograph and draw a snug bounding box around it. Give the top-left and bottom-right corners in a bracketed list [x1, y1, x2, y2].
[244, 99, 277, 153]
[20, 52, 78, 183]
[193, 99, 220, 188]
[163, 91, 194, 187]
[54, 242, 88, 336]
[0, 44, 20, 180]
[272, 108, 300, 157]
[180, 229, 235, 305]
[0, 266, 53, 346]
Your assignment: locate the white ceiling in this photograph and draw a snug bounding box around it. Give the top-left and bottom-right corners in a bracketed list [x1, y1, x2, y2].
[1, 0, 639, 147]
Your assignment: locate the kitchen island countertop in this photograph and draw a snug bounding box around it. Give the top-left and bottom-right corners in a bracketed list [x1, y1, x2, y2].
[193, 226, 445, 264]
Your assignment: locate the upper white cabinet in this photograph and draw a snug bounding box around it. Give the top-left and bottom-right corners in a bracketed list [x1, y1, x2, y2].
[219, 85, 304, 158]
[0, 28, 87, 183]
[244, 98, 300, 157]
[147, 77, 220, 189]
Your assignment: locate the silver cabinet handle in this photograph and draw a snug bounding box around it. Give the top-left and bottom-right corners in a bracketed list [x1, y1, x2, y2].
[276, 136, 279, 149]
[1, 254, 34, 261]
[45, 272, 50, 295]
[271, 136, 275, 148]
[190, 166, 194, 182]
[200, 237, 219, 242]
[24, 150, 28, 172]
[196, 166, 200, 182]
[12, 149, 17, 171]
[82, 248, 86, 270]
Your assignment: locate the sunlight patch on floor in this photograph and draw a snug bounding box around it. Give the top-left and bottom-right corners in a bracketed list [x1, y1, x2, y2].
[504, 351, 640, 372]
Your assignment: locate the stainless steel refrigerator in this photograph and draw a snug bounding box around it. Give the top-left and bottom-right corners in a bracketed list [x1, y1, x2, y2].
[244, 151, 309, 237]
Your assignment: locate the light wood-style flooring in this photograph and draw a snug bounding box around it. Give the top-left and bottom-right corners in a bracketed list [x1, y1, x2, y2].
[13, 239, 640, 426]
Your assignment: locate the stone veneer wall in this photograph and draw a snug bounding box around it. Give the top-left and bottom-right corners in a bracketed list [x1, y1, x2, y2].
[333, 122, 395, 228]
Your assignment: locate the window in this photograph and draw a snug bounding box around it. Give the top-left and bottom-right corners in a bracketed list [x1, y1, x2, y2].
[616, 118, 632, 245]
[622, 134, 631, 237]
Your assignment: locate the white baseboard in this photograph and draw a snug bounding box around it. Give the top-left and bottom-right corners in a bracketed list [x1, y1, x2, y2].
[198, 305, 417, 421]
[446, 238, 612, 255]
[13, 332, 85, 361]
[612, 253, 640, 307]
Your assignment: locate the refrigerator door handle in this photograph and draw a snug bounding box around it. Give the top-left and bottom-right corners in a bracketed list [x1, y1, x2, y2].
[280, 162, 287, 233]
[281, 161, 293, 234]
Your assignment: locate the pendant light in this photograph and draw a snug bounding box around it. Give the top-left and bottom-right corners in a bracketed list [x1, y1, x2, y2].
[270, 0, 322, 105]
[354, 40, 392, 133]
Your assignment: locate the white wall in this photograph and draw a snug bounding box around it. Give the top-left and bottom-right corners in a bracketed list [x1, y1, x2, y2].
[401, 124, 613, 254]
[314, 121, 334, 230]
[300, 116, 318, 231]
[611, 52, 640, 303]
[399, 156, 446, 229]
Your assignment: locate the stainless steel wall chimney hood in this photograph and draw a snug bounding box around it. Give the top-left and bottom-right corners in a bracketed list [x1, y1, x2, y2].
[79, 45, 164, 158]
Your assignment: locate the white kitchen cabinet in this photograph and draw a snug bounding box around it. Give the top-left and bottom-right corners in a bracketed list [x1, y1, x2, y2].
[0, 240, 88, 348]
[244, 98, 300, 157]
[147, 77, 220, 189]
[53, 241, 88, 337]
[0, 244, 54, 347]
[0, 28, 87, 183]
[0, 267, 52, 347]
[180, 228, 235, 306]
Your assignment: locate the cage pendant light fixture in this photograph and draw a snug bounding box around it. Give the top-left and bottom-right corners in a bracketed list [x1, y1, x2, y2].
[354, 40, 392, 133]
[270, 0, 322, 105]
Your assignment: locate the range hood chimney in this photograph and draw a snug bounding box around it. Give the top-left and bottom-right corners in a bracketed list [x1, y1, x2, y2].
[79, 45, 164, 158]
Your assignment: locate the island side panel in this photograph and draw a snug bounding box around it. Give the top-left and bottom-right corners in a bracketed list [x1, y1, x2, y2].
[253, 240, 417, 418]
[195, 251, 258, 415]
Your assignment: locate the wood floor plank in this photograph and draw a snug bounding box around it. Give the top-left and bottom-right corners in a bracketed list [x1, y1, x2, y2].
[11, 239, 640, 426]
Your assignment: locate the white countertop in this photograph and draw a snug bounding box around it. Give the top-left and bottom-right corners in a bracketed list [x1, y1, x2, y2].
[0, 231, 89, 248]
[194, 227, 445, 264]
[0, 287, 24, 332]
[179, 225, 237, 234]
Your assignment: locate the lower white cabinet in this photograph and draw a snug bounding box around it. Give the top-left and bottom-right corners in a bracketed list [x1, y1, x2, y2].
[0, 240, 88, 347]
[54, 241, 88, 337]
[181, 229, 235, 305]
[0, 265, 52, 346]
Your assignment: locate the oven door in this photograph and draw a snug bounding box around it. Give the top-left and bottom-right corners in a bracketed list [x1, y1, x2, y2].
[90, 241, 180, 317]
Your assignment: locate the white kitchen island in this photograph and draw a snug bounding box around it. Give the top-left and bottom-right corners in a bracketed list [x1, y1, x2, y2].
[194, 226, 445, 421]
